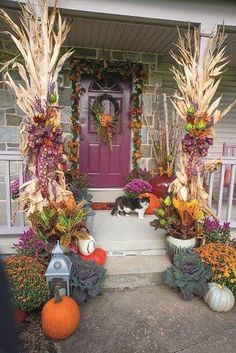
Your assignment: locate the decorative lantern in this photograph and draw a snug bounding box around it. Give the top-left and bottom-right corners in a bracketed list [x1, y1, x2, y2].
[45, 241, 72, 297]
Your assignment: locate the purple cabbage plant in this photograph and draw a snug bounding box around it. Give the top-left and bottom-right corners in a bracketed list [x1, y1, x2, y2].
[68, 252, 106, 304]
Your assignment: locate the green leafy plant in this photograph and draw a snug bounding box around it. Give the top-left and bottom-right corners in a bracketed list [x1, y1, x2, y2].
[4, 255, 49, 311]
[69, 253, 106, 304]
[28, 206, 58, 241]
[28, 200, 89, 247]
[56, 201, 90, 247]
[150, 195, 204, 239]
[163, 251, 212, 300]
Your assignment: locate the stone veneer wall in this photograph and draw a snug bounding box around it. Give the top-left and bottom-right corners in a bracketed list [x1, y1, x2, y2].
[0, 34, 176, 171]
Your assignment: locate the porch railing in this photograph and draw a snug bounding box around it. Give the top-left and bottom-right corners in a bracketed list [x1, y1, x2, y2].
[205, 156, 236, 228]
[0, 151, 26, 235]
[0, 152, 236, 236]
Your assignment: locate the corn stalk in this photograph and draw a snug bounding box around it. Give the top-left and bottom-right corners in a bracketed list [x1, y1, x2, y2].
[0, 0, 74, 213]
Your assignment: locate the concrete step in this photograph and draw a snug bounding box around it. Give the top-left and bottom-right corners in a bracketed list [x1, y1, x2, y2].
[93, 210, 166, 252]
[103, 254, 171, 289]
[90, 188, 122, 202]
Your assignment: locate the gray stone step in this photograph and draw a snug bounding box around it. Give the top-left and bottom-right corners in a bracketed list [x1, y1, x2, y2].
[93, 210, 166, 252]
[103, 254, 171, 289]
[90, 188, 122, 202]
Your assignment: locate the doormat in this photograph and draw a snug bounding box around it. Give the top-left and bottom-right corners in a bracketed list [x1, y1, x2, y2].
[92, 202, 114, 210]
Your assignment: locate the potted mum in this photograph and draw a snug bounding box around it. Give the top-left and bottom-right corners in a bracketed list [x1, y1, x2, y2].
[4, 255, 49, 322]
[123, 178, 159, 214]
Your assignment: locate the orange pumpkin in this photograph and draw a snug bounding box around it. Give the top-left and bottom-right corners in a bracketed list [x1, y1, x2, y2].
[42, 288, 80, 340]
[139, 192, 160, 215]
[79, 247, 107, 265]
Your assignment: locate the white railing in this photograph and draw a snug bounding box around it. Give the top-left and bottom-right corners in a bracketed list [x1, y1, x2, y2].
[0, 151, 26, 234]
[206, 156, 236, 228]
[0, 152, 235, 235]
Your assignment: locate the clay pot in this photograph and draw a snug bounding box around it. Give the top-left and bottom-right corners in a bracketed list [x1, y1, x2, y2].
[139, 192, 160, 215]
[15, 309, 27, 323]
[149, 175, 175, 199]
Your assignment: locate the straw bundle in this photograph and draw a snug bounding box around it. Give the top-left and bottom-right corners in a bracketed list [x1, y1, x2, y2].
[0, 0, 74, 210]
[169, 27, 236, 214]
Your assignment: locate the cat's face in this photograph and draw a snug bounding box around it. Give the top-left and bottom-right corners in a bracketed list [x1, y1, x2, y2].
[140, 197, 150, 206]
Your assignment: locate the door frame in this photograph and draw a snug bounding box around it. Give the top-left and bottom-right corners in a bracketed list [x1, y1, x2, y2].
[69, 58, 145, 180]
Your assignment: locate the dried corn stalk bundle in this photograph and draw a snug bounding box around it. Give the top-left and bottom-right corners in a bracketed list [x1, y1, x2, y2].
[146, 87, 182, 176]
[0, 0, 74, 211]
[169, 27, 236, 213]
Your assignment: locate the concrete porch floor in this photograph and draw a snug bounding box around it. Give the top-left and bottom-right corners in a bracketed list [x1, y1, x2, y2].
[57, 285, 236, 353]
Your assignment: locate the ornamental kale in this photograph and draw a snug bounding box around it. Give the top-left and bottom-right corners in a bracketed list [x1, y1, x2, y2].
[69, 253, 106, 304]
[123, 178, 153, 197]
[163, 252, 212, 300]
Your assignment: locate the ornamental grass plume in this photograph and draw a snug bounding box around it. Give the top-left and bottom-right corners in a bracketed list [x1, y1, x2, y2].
[123, 178, 153, 198]
[194, 243, 236, 297]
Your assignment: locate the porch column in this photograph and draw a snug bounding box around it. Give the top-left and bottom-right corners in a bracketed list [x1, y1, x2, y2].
[199, 23, 216, 71]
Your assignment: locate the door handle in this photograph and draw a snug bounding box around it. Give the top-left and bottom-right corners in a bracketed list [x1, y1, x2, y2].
[80, 135, 86, 142]
[81, 118, 85, 124]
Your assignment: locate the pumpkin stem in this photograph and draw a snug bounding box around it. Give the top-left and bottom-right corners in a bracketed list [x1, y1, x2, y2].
[54, 286, 62, 303]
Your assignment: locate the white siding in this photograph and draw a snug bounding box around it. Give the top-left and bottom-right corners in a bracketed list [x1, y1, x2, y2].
[209, 69, 236, 158]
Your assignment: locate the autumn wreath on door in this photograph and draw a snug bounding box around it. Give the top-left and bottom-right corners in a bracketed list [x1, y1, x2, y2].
[90, 93, 121, 150]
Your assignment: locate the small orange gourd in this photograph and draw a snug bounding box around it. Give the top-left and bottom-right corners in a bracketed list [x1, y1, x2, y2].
[42, 287, 80, 340]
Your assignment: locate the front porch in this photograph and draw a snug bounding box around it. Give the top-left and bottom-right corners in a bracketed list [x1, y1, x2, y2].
[0, 1, 236, 289]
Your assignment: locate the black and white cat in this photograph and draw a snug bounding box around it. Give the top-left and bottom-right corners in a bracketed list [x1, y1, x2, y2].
[111, 196, 150, 219]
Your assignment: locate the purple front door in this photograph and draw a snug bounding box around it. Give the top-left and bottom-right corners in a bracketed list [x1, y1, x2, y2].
[79, 74, 131, 187]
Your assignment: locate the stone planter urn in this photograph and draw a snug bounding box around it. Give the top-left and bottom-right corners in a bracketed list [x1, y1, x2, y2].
[166, 235, 197, 262]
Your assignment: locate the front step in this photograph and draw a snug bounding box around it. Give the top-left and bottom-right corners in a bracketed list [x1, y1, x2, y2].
[90, 188, 122, 202]
[91, 210, 169, 288]
[103, 254, 171, 289]
[93, 210, 166, 253]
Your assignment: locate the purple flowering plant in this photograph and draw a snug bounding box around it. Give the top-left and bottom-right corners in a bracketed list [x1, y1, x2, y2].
[13, 228, 53, 266]
[123, 178, 153, 198]
[11, 175, 31, 200]
[203, 217, 231, 244]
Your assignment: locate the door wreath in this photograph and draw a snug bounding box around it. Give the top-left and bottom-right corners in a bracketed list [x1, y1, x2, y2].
[90, 93, 121, 150]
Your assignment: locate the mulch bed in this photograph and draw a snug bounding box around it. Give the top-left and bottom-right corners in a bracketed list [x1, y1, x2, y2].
[17, 311, 57, 353]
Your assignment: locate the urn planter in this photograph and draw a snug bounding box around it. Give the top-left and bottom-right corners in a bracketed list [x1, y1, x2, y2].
[166, 235, 196, 262]
[149, 175, 175, 199]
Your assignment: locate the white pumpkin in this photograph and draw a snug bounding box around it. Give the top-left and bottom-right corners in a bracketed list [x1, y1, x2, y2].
[204, 282, 235, 312]
[78, 235, 96, 255]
